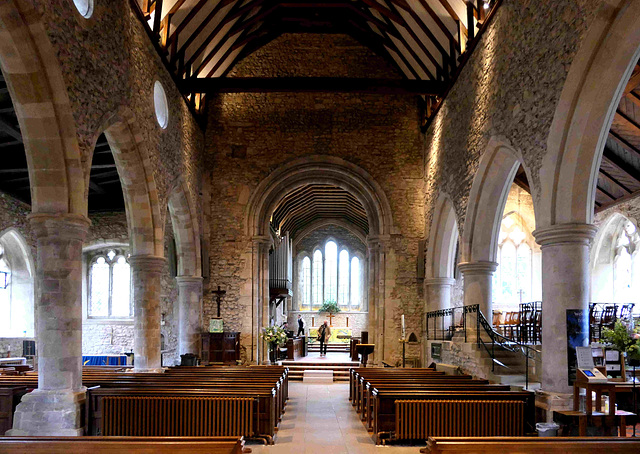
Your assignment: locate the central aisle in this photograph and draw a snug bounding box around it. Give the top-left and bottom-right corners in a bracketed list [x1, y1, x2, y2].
[250, 382, 418, 454]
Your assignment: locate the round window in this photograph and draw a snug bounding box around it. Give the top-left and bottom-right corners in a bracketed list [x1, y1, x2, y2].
[73, 0, 94, 18]
[154, 81, 169, 129]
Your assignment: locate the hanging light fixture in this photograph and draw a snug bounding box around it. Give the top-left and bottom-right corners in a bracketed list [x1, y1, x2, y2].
[0, 271, 8, 289]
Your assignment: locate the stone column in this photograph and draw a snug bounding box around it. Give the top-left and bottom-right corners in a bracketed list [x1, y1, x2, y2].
[458, 261, 497, 318]
[176, 276, 203, 357]
[425, 277, 456, 338]
[533, 224, 597, 394]
[129, 255, 166, 372]
[8, 214, 90, 436]
[425, 277, 456, 312]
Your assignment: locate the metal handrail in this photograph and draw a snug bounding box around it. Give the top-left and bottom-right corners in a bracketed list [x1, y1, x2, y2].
[426, 303, 541, 390]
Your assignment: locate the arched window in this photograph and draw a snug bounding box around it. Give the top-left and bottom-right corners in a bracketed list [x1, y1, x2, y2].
[0, 246, 11, 334]
[301, 256, 311, 307]
[351, 256, 361, 308]
[88, 249, 132, 318]
[493, 208, 540, 311]
[312, 250, 323, 306]
[298, 240, 365, 312]
[0, 231, 35, 337]
[613, 221, 638, 310]
[338, 249, 349, 305]
[324, 241, 338, 302]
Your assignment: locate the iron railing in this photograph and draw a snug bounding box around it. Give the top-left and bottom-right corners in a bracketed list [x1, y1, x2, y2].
[427, 304, 541, 389]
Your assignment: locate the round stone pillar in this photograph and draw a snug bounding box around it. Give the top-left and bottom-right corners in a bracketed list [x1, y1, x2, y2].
[8, 214, 90, 436]
[129, 255, 166, 372]
[458, 261, 497, 318]
[425, 277, 456, 312]
[176, 276, 203, 357]
[533, 223, 597, 394]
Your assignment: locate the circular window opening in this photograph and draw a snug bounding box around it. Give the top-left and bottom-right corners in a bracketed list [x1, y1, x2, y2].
[73, 0, 94, 18]
[154, 81, 169, 129]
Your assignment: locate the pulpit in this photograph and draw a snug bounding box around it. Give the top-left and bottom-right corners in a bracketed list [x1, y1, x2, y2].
[201, 332, 240, 364]
[356, 343, 375, 366]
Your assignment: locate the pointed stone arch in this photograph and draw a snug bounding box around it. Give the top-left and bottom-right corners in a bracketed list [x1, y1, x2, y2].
[540, 0, 640, 227]
[460, 137, 538, 317]
[97, 108, 164, 257]
[0, 0, 86, 215]
[426, 193, 459, 281]
[168, 177, 201, 277]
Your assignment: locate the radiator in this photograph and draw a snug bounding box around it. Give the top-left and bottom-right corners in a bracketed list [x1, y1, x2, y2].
[102, 396, 254, 437]
[395, 399, 525, 440]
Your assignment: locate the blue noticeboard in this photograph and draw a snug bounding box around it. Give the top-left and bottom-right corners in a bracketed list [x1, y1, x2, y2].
[82, 355, 128, 366]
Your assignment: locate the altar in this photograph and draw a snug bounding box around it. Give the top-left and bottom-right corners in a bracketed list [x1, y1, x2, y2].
[309, 327, 351, 343]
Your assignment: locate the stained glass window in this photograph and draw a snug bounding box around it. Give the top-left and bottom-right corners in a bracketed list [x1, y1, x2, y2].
[338, 249, 349, 305]
[301, 256, 311, 307]
[351, 256, 360, 308]
[325, 241, 338, 302]
[312, 250, 323, 306]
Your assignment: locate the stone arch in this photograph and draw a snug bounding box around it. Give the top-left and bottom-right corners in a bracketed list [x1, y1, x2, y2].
[95, 108, 164, 257]
[426, 193, 459, 280]
[540, 0, 640, 227]
[246, 156, 393, 363]
[461, 137, 536, 264]
[168, 177, 201, 277]
[246, 156, 394, 239]
[0, 228, 34, 337]
[0, 1, 85, 214]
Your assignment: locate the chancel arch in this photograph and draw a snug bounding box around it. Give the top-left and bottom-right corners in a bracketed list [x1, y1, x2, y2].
[246, 156, 393, 363]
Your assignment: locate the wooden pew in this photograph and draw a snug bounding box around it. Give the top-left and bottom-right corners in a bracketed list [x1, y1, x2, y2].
[0, 366, 287, 444]
[0, 387, 27, 435]
[371, 390, 535, 444]
[422, 437, 640, 454]
[363, 384, 511, 430]
[0, 436, 245, 454]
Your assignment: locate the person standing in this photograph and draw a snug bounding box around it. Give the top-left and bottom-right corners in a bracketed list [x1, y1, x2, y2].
[318, 321, 331, 356]
[296, 315, 305, 337]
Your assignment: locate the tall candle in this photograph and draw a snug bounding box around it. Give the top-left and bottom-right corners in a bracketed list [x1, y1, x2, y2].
[401, 314, 406, 339]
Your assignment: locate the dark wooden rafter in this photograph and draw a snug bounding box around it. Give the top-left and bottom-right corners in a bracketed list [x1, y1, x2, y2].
[0, 115, 21, 142]
[383, 0, 444, 79]
[180, 0, 262, 76]
[182, 77, 444, 94]
[130, 0, 507, 116]
[192, 6, 265, 78]
[599, 168, 633, 194]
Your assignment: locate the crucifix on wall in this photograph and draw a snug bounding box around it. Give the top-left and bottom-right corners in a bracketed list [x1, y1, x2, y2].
[328, 312, 335, 326]
[212, 286, 226, 318]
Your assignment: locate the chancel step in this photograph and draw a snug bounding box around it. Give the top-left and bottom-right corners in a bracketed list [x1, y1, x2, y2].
[307, 343, 350, 352]
[280, 360, 359, 381]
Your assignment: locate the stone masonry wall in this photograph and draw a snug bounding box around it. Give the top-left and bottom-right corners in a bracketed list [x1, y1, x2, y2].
[31, 0, 203, 220]
[205, 34, 425, 364]
[423, 0, 600, 249]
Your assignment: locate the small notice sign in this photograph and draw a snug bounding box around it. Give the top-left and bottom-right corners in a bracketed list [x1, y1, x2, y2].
[209, 317, 223, 333]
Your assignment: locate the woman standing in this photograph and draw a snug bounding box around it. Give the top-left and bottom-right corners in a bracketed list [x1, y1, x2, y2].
[318, 321, 331, 356]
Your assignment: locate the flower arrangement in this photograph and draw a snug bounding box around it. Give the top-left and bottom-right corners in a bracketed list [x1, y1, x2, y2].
[601, 321, 640, 362]
[318, 300, 341, 315]
[261, 325, 288, 347]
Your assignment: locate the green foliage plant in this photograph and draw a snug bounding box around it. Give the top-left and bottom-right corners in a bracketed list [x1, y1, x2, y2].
[318, 300, 341, 315]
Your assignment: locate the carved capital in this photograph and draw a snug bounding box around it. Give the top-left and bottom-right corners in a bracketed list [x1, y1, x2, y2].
[457, 261, 498, 275]
[129, 255, 166, 274]
[28, 213, 90, 242]
[533, 223, 598, 248]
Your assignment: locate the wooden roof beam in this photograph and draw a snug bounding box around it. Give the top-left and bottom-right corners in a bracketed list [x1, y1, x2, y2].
[181, 77, 444, 94]
[599, 168, 633, 194]
[0, 115, 21, 142]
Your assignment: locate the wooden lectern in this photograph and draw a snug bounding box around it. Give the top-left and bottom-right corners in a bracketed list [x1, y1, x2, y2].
[356, 343, 375, 366]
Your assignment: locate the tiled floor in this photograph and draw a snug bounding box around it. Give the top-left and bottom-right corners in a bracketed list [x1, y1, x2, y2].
[248, 382, 419, 453]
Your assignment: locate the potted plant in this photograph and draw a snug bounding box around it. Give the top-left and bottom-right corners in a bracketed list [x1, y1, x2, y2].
[601, 321, 640, 368]
[261, 325, 288, 364]
[318, 300, 341, 326]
